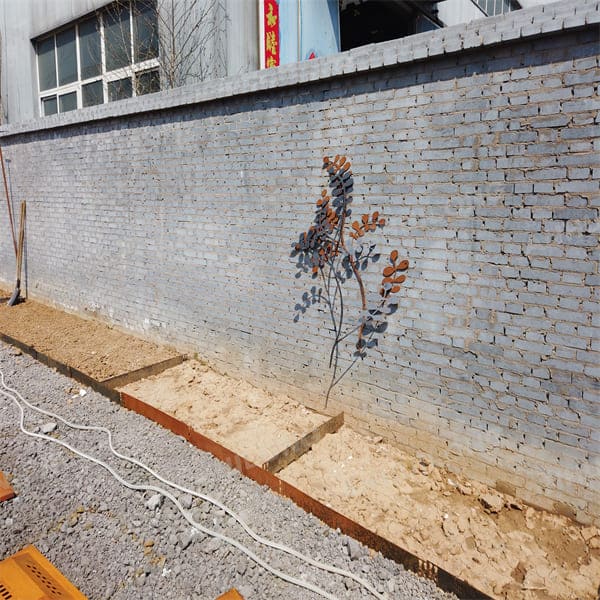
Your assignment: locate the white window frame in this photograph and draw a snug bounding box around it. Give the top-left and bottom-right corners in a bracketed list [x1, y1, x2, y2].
[35, 0, 160, 117]
[472, 0, 520, 17]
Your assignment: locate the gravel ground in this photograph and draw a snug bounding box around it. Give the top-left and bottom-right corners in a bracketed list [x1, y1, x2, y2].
[0, 342, 456, 600]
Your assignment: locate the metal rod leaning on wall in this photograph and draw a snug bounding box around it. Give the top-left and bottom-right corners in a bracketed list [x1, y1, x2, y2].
[0, 146, 17, 258]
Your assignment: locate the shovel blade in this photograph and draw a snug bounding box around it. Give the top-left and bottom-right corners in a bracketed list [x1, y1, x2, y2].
[7, 286, 20, 306]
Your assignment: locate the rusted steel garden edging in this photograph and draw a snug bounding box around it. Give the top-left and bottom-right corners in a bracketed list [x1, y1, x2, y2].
[0, 331, 121, 403]
[0, 470, 16, 502]
[0, 331, 489, 598]
[100, 354, 186, 389]
[0, 331, 185, 403]
[262, 412, 344, 473]
[121, 391, 491, 600]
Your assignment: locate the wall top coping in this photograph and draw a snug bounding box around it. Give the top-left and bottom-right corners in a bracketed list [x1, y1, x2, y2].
[0, 0, 597, 139]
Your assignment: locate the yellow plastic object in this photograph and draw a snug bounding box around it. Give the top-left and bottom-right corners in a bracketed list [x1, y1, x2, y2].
[0, 545, 87, 600]
[216, 590, 244, 600]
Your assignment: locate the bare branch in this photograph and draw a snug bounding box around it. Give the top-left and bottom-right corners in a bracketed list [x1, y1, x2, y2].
[99, 0, 228, 91]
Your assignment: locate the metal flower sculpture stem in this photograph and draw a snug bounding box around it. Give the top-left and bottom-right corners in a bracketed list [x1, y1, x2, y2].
[293, 155, 409, 406]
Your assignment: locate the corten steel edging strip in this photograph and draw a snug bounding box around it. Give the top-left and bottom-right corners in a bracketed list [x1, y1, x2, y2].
[0, 331, 123, 404]
[0, 471, 16, 502]
[262, 412, 345, 473]
[69, 365, 122, 403]
[120, 391, 491, 600]
[0, 331, 184, 404]
[0, 332, 35, 357]
[100, 354, 187, 389]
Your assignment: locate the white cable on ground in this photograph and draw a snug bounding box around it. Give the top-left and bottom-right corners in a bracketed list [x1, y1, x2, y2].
[0, 372, 387, 600]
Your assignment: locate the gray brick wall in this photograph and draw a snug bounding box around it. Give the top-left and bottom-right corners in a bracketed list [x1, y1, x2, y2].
[1, 0, 598, 524]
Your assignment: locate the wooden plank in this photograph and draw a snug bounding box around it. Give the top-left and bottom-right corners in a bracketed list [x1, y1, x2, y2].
[101, 354, 187, 389]
[262, 412, 344, 473]
[120, 392, 491, 600]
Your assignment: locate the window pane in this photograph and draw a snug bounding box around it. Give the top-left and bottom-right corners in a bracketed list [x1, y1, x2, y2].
[42, 95, 58, 116]
[59, 91, 77, 112]
[82, 80, 104, 107]
[108, 77, 133, 101]
[134, 0, 159, 62]
[79, 16, 101, 79]
[136, 69, 159, 95]
[37, 37, 57, 91]
[105, 4, 132, 71]
[56, 27, 77, 85]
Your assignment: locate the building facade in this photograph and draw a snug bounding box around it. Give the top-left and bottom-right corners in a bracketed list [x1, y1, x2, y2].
[1, 0, 551, 125]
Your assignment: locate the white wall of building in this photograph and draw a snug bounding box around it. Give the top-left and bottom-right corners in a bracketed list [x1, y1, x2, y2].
[0, 0, 258, 124]
[436, 0, 486, 27]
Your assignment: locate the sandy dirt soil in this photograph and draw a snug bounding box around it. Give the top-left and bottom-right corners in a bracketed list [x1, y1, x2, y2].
[119, 360, 329, 465]
[1, 291, 597, 598]
[280, 426, 600, 600]
[0, 291, 179, 380]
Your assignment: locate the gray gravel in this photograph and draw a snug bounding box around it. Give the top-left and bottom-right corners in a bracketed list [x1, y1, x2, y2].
[0, 342, 456, 600]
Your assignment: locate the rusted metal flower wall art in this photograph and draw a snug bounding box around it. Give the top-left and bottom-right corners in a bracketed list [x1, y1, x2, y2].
[292, 155, 409, 406]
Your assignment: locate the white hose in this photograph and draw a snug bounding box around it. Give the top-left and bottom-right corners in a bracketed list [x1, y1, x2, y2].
[0, 372, 387, 600]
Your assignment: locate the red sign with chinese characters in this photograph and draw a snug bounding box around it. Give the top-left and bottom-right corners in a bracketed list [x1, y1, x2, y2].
[264, 0, 280, 68]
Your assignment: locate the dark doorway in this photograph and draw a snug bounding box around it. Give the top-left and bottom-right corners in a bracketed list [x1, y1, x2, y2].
[340, 0, 440, 51]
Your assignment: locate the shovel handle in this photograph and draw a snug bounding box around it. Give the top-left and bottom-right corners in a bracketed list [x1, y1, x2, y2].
[15, 201, 26, 282]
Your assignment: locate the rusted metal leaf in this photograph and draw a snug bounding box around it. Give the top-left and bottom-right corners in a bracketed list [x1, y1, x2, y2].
[390, 250, 398, 262]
